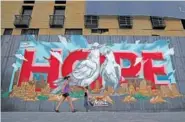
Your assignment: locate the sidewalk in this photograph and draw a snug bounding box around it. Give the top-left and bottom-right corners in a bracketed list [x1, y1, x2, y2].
[2, 96, 185, 112]
[2, 112, 185, 122]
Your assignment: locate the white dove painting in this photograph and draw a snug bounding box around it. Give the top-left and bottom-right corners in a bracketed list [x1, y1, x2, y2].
[51, 78, 65, 94]
[71, 42, 102, 87]
[100, 47, 122, 90]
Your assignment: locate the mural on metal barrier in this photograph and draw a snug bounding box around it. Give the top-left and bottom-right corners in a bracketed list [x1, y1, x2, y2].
[2, 35, 183, 106]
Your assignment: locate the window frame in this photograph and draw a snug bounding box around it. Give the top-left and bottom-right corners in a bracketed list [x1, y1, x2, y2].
[54, 6, 65, 15]
[23, 0, 35, 4]
[65, 29, 83, 35]
[3, 29, 13, 35]
[150, 16, 166, 29]
[91, 28, 109, 34]
[118, 16, 133, 29]
[84, 15, 99, 28]
[21, 29, 39, 35]
[55, 0, 66, 4]
[22, 6, 33, 15]
[181, 19, 185, 29]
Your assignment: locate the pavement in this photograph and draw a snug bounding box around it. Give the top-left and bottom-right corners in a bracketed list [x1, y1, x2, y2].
[1, 112, 185, 122]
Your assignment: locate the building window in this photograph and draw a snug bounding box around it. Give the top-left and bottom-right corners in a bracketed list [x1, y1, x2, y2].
[181, 19, 185, 29]
[21, 29, 39, 35]
[3, 29, 13, 35]
[84, 15, 99, 28]
[49, 6, 65, 28]
[22, 6, 33, 15]
[118, 16, 133, 29]
[24, 0, 35, 4]
[152, 34, 160, 36]
[91, 29, 109, 34]
[55, 0, 66, 4]
[65, 29, 83, 35]
[54, 6, 65, 15]
[150, 16, 166, 29]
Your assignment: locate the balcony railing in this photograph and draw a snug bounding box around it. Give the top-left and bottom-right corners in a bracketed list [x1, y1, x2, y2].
[14, 15, 32, 28]
[49, 15, 65, 28]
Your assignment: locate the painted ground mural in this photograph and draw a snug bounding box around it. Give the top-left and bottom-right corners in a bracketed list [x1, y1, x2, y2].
[1, 35, 185, 111]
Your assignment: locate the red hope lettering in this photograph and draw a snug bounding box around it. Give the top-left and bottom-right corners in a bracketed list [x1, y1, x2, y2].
[142, 51, 167, 89]
[52, 51, 142, 89]
[17, 49, 167, 90]
[114, 52, 141, 77]
[18, 49, 61, 89]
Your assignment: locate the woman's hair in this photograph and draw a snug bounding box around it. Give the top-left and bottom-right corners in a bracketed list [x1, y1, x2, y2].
[64, 76, 70, 80]
[85, 86, 88, 89]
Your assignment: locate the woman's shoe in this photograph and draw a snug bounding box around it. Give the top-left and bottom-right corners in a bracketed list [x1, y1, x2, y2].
[55, 109, 59, 113]
[72, 109, 77, 113]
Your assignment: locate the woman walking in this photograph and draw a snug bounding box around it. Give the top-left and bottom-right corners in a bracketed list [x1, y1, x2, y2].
[83, 86, 94, 112]
[55, 76, 76, 113]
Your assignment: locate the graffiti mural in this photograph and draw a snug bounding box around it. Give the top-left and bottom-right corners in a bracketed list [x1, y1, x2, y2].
[4, 35, 183, 106]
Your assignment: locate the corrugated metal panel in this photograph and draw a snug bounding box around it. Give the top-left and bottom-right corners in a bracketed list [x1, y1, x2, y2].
[1, 35, 14, 57]
[12, 98, 26, 111]
[25, 102, 40, 112]
[1, 57, 8, 84]
[38, 35, 50, 42]
[39, 101, 55, 112]
[9, 36, 21, 57]
[1, 98, 15, 111]
[2, 57, 16, 91]
[1, 35, 185, 112]
[86, 1, 185, 19]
